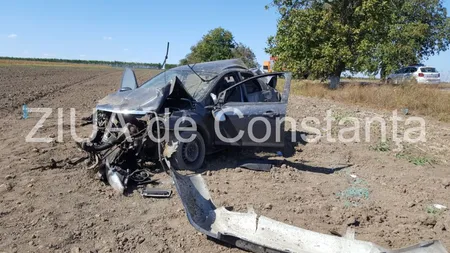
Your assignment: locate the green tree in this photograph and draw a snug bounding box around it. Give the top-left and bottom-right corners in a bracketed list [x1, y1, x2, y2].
[232, 42, 258, 68]
[377, 0, 450, 79]
[180, 27, 258, 67]
[180, 27, 235, 64]
[266, 0, 450, 88]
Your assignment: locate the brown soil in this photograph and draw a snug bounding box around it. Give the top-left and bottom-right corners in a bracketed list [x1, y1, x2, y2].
[1, 65, 449, 253]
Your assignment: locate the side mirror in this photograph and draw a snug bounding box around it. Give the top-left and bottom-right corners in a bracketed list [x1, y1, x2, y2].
[119, 68, 138, 92]
[212, 109, 226, 122]
[217, 91, 226, 104]
[210, 93, 218, 105]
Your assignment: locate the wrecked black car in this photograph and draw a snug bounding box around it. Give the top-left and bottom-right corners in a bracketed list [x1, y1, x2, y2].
[79, 59, 292, 193]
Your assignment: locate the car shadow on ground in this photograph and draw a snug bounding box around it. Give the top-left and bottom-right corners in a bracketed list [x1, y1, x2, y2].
[280, 160, 350, 174]
[198, 130, 351, 175]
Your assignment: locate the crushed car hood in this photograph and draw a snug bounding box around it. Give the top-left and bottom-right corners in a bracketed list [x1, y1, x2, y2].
[96, 77, 194, 114]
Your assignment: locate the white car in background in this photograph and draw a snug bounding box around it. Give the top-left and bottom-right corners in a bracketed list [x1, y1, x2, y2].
[387, 65, 440, 84]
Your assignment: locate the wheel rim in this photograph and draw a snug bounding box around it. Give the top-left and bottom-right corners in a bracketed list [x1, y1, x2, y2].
[182, 139, 200, 163]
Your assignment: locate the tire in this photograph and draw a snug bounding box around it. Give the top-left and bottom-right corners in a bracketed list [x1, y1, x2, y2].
[386, 78, 392, 85]
[169, 131, 205, 171]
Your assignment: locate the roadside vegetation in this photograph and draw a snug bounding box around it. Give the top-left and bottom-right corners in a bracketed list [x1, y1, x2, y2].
[266, 0, 450, 89]
[290, 80, 450, 122]
[396, 152, 435, 166]
[0, 56, 177, 69]
[439, 82, 450, 89]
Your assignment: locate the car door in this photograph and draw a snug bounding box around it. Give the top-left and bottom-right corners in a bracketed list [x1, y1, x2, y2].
[213, 72, 291, 147]
[402, 67, 412, 82]
[406, 67, 417, 82]
[392, 68, 404, 84]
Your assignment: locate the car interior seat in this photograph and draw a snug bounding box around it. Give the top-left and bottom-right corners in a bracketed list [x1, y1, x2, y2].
[242, 80, 264, 102]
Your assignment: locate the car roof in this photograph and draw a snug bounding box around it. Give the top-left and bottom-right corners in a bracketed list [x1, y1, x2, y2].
[402, 65, 436, 69]
[407, 64, 436, 68]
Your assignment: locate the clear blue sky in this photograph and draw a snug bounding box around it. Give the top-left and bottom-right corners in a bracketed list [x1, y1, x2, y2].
[1, 0, 449, 80]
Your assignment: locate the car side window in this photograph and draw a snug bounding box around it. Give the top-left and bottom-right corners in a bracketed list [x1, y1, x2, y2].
[219, 72, 280, 104]
[238, 72, 265, 102]
[241, 72, 265, 89]
[225, 86, 243, 103]
[216, 73, 243, 103]
[240, 72, 252, 80]
[216, 73, 236, 93]
[244, 81, 262, 94]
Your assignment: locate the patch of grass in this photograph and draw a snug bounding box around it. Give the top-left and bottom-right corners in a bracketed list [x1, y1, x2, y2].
[370, 141, 390, 152]
[336, 178, 370, 207]
[395, 153, 434, 166]
[332, 111, 354, 122]
[409, 156, 433, 166]
[290, 80, 450, 122]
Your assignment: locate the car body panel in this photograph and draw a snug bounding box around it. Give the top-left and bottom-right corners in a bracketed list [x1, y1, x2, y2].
[217, 102, 287, 147]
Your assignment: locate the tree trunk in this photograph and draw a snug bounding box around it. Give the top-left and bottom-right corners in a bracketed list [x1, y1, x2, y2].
[329, 65, 344, 89]
[329, 73, 341, 89]
[380, 64, 387, 81]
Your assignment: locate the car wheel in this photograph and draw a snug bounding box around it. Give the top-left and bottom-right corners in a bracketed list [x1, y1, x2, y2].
[169, 131, 205, 171]
[386, 78, 392, 84]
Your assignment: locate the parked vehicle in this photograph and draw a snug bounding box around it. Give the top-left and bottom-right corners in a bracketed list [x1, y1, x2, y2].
[387, 65, 440, 84]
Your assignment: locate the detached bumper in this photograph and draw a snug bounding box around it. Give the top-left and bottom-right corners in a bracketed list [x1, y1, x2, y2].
[171, 170, 448, 253]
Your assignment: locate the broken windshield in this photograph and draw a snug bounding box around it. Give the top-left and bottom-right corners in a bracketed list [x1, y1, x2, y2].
[139, 68, 217, 101]
[139, 59, 247, 101]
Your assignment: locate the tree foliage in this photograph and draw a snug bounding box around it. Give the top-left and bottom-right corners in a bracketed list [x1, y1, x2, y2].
[180, 27, 258, 68]
[266, 0, 450, 88]
[232, 43, 259, 68]
[377, 0, 450, 78]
